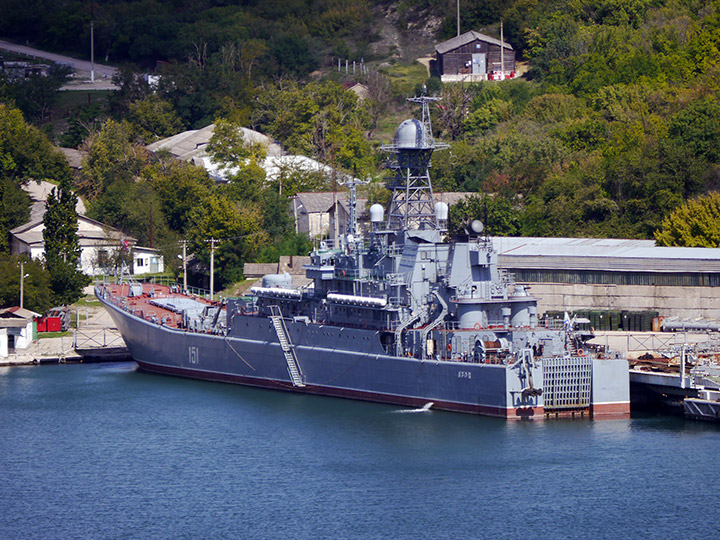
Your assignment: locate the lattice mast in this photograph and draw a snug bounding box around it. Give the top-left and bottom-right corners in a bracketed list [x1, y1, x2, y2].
[381, 93, 449, 231]
[339, 174, 369, 237]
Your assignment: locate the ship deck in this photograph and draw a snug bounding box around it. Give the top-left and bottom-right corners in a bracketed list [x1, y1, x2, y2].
[98, 283, 220, 330]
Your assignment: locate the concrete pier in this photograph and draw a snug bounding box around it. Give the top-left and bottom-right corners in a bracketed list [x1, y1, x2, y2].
[0, 302, 130, 366]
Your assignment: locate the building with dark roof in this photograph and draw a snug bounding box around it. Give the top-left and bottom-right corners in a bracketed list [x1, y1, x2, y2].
[435, 30, 515, 82]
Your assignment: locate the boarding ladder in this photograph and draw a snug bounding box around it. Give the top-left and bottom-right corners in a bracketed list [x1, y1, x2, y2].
[269, 305, 305, 387]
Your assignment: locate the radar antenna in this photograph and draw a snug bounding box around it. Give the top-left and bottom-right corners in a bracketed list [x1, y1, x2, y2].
[380, 94, 449, 231]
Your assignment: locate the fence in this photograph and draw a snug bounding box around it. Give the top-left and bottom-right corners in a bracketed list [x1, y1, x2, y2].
[73, 327, 125, 349]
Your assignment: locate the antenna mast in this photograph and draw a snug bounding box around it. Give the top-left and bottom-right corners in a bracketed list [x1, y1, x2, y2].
[380, 92, 449, 231]
[339, 173, 370, 237]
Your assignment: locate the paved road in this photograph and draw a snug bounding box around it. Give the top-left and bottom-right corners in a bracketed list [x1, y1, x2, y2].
[0, 38, 118, 89]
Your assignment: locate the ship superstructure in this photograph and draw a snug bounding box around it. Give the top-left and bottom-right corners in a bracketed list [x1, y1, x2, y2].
[97, 96, 630, 419]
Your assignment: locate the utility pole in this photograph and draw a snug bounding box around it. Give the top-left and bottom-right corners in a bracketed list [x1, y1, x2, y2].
[90, 2, 95, 83]
[180, 240, 188, 293]
[20, 262, 24, 309]
[150, 201, 154, 248]
[208, 238, 220, 301]
[500, 19, 505, 80]
[457, 0, 461, 37]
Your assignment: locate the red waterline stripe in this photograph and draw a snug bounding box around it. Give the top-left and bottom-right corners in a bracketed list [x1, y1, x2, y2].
[136, 360, 541, 419]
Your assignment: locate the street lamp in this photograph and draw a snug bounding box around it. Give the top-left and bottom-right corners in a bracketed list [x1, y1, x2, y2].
[20, 262, 30, 309]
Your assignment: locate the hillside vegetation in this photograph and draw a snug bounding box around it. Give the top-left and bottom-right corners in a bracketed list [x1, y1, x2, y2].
[1, 0, 720, 302]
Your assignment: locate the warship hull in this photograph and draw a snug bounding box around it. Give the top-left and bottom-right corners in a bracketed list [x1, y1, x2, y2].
[99, 287, 629, 419]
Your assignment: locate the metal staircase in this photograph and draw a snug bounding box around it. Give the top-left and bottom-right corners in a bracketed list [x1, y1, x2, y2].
[269, 305, 305, 387]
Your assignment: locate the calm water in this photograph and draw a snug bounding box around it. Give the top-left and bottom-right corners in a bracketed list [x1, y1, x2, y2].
[1, 362, 719, 540]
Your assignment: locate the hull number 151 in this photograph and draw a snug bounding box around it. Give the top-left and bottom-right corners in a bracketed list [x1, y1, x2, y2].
[189, 346, 200, 365]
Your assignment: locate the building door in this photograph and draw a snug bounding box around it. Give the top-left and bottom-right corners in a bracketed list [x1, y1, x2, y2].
[472, 53, 486, 74]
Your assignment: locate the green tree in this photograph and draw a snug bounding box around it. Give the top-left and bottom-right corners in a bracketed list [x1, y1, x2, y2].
[655, 193, 720, 247]
[449, 193, 522, 237]
[0, 64, 72, 124]
[127, 94, 183, 144]
[0, 104, 71, 253]
[252, 80, 372, 172]
[0, 254, 53, 312]
[43, 176, 89, 305]
[81, 119, 149, 201]
[0, 104, 71, 183]
[187, 197, 266, 287]
[206, 117, 268, 200]
[270, 34, 319, 77]
[145, 158, 214, 234]
[0, 177, 30, 253]
[668, 99, 720, 163]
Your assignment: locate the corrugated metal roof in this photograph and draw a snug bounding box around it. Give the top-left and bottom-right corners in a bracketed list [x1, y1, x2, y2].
[11, 216, 137, 247]
[435, 30, 513, 55]
[0, 307, 41, 319]
[492, 237, 720, 273]
[434, 192, 475, 205]
[147, 124, 282, 161]
[295, 192, 349, 214]
[244, 263, 280, 277]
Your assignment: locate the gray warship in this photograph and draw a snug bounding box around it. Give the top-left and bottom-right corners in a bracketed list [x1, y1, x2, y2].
[97, 96, 630, 419]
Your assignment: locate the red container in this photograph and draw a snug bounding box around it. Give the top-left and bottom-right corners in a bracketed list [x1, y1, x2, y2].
[46, 317, 62, 332]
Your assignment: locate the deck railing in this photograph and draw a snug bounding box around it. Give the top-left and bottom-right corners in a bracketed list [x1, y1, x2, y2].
[94, 275, 212, 300]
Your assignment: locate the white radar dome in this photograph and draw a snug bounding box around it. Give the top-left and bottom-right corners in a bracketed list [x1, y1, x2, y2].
[369, 203, 385, 223]
[470, 220, 484, 234]
[396, 119, 426, 149]
[434, 201, 449, 221]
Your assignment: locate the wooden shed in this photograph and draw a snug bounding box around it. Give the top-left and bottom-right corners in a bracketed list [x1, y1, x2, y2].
[435, 30, 515, 82]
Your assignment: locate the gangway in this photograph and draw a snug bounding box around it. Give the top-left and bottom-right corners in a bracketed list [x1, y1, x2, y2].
[269, 305, 305, 387]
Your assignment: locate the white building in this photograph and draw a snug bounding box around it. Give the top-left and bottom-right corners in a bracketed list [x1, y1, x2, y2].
[10, 215, 163, 276]
[132, 246, 165, 275]
[0, 307, 40, 356]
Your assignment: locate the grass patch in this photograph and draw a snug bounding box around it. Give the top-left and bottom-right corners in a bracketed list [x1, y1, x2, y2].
[0, 50, 35, 62]
[74, 297, 101, 307]
[373, 111, 409, 142]
[38, 331, 72, 339]
[55, 89, 110, 107]
[221, 279, 258, 298]
[380, 61, 429, 96]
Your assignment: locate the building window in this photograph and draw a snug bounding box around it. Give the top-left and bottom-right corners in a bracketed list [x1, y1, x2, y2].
[513, 269, 720, 287]
[137, 258, 145, 267]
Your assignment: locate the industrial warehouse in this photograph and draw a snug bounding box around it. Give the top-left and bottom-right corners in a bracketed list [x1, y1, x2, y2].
[493, 236, 720, 325]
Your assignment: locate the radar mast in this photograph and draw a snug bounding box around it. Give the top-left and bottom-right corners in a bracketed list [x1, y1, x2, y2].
[381, 93, 449, 231]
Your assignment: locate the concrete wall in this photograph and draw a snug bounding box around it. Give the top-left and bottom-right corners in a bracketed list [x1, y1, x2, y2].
[308, 212, 329, 238]
[0, 328, 7, 357]
[525, 282, 720, 319]
[7, 322, 34, 350]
